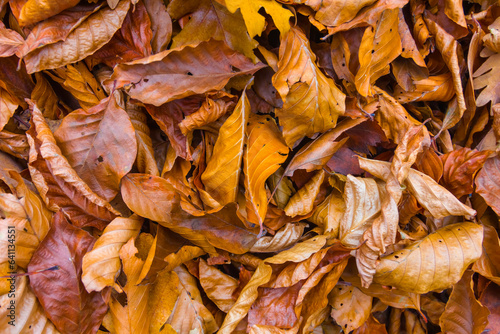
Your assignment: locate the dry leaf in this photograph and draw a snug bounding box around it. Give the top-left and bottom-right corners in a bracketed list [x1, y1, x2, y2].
[374, 223, 483, 294]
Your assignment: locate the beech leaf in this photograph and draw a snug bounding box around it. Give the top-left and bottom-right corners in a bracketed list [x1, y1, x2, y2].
[28, 211, 110, 334]
[374, 223, 483, 294]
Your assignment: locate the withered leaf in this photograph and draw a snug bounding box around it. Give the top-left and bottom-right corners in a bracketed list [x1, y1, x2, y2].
[439, 270, 489, 334]
[202, 88, 250, 208]
[28, 211, 110, 334]
[374, 223, 483, 294]
[111, 40, 265, 106]
[54, 94, 137, 201]
[244, 113, 288, 230]
[273, 26, 346, 147]
[24, 0, 131, 73]
[27, 104, 119, 230]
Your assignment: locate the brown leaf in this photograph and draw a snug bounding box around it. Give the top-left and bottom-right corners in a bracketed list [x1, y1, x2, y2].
[20, 2, 103, 57]
[0, 130, 29, 159]
[479, 281, 500, 334]
[440, 147, 491, 198]
[111, 39, 265, 106]
[167, 265, 219, 333]
[54, 94, 137, 201]
[127, 106, 160, 176]
[297, 0, 377, 27]
[339, 175, 384, 248]
[24, 0, 131, 73]
[284, 117, 365, 176]
[475, 155, 500, 216]
[178, 95, 236, 135]
[87, 0, 153, 68]
[121, 173, 179, 223]
[0, 271, 59, 333]
[272, 26, 346, 147]
[27, 104, 119, 230]
[374, 223, 483, 294]
[359, 158, 476, 218]
[250, 223, 307, 253]
[309, 189, 345, 235]
[219, 235, 328, 333]
[144, 0, 172, 54]
[0, 22, 23, 57]
[424, 14, 466, 131]
[352, 314, 388, 334]
[28, 211, 110, 334]
[248, 280, 303, 329]
[0, 87, 18, 130]
[284, 169, 326, 218]
[439, 270, 489, 334]
[472, 224, 500, 285]
[474, 53, 500, 108]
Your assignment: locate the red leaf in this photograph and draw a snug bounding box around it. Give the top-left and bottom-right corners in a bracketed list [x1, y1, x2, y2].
[27, 211, 110, 334]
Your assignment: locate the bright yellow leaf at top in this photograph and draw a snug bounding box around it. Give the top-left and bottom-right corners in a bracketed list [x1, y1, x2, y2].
[224, 0, 292, 37]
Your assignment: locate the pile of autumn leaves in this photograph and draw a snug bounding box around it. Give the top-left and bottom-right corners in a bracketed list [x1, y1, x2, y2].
[1, 0, 500, 333]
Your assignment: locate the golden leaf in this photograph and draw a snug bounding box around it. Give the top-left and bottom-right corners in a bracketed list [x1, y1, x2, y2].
[82, 215, 143, 292]
[272, 26, 345, 147]
[201, 88, 250, 208]
[374, 223, 483, 294]
[224, 0, 292, 37]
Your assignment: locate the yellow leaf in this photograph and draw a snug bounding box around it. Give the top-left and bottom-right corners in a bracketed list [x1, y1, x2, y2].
[48, 62, 107, 111]
[309, 189, 345, 236]
[355, 8, 401, 96]
[0, 273, 59, 333]
[201, 87, 250, 207]
[168, 0, 258, 60]
[374, 223, 483, 294]
[149, 269, 180, 333]
[19, 0, 80, 26]
[110, 238, 151, 334]
[168, 265, 219, 333]
[272, 27, 345, 147]
[298, 0, 377, 27]
[284, 170, 326, 218]
[199, 258, 238, 312]
[250, 223, 307, 253]
[82, 215, 143, 293]
[358, 158, 476, 218]
[339, 176, 385, 248]
[0, 217, 39, 269]
[244, 113, 288, 229]
[224, 0, 292, 37]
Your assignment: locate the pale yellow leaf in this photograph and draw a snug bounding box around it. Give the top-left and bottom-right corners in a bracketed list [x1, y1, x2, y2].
[82, 215, 143, 293]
